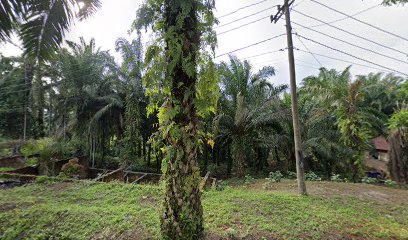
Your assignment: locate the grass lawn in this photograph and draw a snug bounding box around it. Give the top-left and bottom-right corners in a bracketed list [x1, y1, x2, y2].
[0, 179, 407, 239]
[0, 167, 15, 172]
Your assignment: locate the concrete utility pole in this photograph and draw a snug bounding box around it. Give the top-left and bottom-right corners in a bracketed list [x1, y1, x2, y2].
[271, 0, 307, 195]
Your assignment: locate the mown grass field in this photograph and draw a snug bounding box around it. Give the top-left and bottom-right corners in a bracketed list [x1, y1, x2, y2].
[1, 179, 407, 239]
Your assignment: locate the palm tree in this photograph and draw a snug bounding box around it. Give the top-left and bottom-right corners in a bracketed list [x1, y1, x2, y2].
[1, 0, 101, 62]
[215, 56, 289, 176]
[50, 38, 125, 166]
[114, 36, 155, 167]
[302, 67, 386, 180]
[1, 0, 101, 138]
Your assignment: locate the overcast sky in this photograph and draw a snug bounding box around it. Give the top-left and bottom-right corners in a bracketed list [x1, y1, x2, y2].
[1, 0, 407, 86]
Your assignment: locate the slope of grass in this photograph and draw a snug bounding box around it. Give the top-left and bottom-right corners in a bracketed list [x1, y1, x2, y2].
[0, 180, 407, 239]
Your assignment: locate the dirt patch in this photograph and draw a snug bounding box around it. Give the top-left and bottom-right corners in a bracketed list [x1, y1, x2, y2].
[140, 195, 158, 205]
[47, 182, 74, 192]
[250, 180, 408, 205]
[0, 203, 17, 211]
[92, 227, 150, 240]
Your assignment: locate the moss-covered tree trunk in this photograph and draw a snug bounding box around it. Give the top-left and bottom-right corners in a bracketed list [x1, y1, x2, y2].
[389, 130, 408, 183]
[160, 0, 204, 239]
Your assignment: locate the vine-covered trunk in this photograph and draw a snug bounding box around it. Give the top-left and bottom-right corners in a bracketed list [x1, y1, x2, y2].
[161, 0, 203, 239]
[389, 130, 408, 183]
[232, 139, 246, 176]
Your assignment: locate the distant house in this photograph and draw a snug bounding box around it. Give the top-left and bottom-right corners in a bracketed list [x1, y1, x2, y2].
[365, 136, 391, 178]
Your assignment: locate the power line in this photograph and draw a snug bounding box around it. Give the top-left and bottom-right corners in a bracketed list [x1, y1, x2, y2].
[295, 48, 395, 73]
[295, 58, 320, 68]
[296, 34, 408, 76]
[292, 9, 407, 56]
[292, 21, 408, 64]
[241, 49, 285, 60]
[303, 3, 380, 29]
[294, 33, 323, 67]
[215, 33, 286, 58]
[218, 16, 270, 35]
[309, 0, 408, 42]
[216, 6, 277, 29]
[295, 63, 320, 70]
[217, 0, 271, 19]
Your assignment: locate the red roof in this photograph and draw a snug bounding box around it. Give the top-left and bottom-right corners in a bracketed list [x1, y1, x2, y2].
[373, 136, 390, 151]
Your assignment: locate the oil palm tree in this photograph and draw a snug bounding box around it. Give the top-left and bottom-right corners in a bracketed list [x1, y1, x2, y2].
[215, 56, 289, 175]
[1, 0, 101, 138]
[52, 37, 124, 166]
[1, 0, 101, 62]
[302, 67, 386, 180]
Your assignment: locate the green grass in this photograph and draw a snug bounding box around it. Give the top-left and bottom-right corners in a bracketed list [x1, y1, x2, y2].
[0, 180, 407, 239]
[0, 167, 15, 172]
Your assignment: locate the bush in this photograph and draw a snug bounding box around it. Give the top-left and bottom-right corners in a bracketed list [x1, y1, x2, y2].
[263, 171, 284, 190]
[36, 176, 64, 184]
[330, 174, 344, 182]
[384, 179, 397, 187]
[305, 171, 321, 181]
[286, 171, 297, 179]
[268, 171, 283, 183]
[244, 174, 256, 186]
[215, 180, 227, 191]
[361, 176, 378, 184]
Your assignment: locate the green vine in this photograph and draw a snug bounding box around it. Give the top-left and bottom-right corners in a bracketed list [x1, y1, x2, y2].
[134, 0, 218, 239]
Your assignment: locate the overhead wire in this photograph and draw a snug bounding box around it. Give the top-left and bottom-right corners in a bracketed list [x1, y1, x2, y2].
[293, 32, 323, 68]
[295, 34, 408, 76]
[303, 3, 381, 29]
[217, 0, 271, 19]
[291, 21, 408, 64]
[241, 49, 285, 60]
[309, 0, 408, 42]
[215, 6, 277, 29]
[218, 15, 270, 35]
[215, 33, 286, 58]
[292, 9, 407, 56]
[295, 48, 395, 73]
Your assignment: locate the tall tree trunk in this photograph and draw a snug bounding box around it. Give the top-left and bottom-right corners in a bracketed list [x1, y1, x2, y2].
[156, 148, 161, 173]
[147, 143, 151, 167]
[204, 142, 208, 173]
[34, 67, 45, 138]
[389, 130, 407, 183]
[227, 144, 233, 176]
[23, 60, 34, 140]
[212, 144, 217, 165]
[160, 1, 203, 238]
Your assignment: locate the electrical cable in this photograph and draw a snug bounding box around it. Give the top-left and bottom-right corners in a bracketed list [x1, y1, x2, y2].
[216, 6, 277, 29]
[215, 33, 286, 58]
[295, 48, 394, 73]
[309, 0, 408, 42]
[292, 21, 408, 64]
[218, 15, 270, 35]
[292, 9, 407, 56]
[217, 0, 271, 19]
[296, 34, 408, 76]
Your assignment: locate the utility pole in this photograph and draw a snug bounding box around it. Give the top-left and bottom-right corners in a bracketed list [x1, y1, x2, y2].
[271, 0, 307, 195]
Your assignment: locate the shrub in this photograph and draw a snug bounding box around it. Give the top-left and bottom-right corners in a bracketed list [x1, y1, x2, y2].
[61, 158, 86, 179]
[244, 174, 256, 186]
[286, 171, 297, 179]
[268, 171, 283, 183]
[36, 176, 64, 184]
[361, 176, 378, 184]
[330, 174, 344, 182]
[263, 171, 284, 190]
[215, 180, 227, 191]
[384, 179, 397, 187]
[305, 171, 321, 181]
